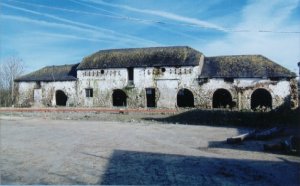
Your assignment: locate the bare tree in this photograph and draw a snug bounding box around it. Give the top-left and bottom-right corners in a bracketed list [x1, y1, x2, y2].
[0, 56, 25, 106]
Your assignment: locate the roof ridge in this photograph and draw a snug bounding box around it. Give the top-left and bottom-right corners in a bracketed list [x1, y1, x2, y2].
[78, 46, 202, 70]
[206, 54, 264, 58]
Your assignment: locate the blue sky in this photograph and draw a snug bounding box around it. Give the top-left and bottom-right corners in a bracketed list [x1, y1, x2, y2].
[0, 0, 299, 73]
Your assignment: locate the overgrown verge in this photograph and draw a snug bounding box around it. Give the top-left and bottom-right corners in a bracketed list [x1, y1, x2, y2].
[145, 107, 300, 127]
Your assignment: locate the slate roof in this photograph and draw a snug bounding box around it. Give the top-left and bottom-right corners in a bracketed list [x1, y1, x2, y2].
[200, 55, 296, 78]
[15, 64, 79, 82]
[77, 46, 202, 70]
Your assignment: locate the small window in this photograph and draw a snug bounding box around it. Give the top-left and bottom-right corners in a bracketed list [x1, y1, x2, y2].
[224, 78, 234, 83]
[270, 77, 280, 81]
[101, 69, 105, 74]
[128, 67, 134, 81]
[85, 88, 93, 98]
[198, 77, 208, 85]
[161, 67, 166, 73]
[35, 81, 41, 89]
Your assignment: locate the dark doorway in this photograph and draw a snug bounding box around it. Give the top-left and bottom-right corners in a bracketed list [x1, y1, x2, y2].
[213, 89, 232, 108]
[56, 90, 68, 106]
[177, 89, 194, 107]
[128, 67, 134, 81]
[251, 89, 272, 110]
[113, 89, 127, 107]
[146, 88, 156, 108]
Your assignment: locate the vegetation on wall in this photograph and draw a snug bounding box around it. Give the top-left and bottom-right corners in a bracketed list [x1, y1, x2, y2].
[201, 55, 296, 78]
[78, 46, 202, 69]
[15, 64, 78, 82]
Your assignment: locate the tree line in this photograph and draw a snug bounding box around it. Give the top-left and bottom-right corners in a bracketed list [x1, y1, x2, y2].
[0, 57, 25, 107]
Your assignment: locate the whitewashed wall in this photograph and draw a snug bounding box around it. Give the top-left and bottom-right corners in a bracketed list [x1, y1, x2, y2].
[77, 65, 201, 108]
[199, 78, 291, 110]
[40, 81, 77, 106]
[16, 81, 77, 107]
[17, 82, 36, 106]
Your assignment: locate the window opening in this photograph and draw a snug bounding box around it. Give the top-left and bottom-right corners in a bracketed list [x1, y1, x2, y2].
[85, 88, 93, 98]
[146, 88, 156, 107]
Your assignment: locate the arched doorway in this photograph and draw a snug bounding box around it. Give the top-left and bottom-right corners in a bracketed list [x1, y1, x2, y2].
[56, 90, 68, 106]
[112, 89, 127, 107]
[251, 88, 272, 110]
[177, 89, 194, 107]
[213, 89, 232, 108]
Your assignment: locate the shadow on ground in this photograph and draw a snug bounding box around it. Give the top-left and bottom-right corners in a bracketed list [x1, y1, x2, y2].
[205, 125, 300, 154]
[98, 149, 300, 185]
[143, 108, 300, 127]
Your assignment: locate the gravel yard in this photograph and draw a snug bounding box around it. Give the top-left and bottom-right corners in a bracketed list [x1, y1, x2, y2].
[0, 111, 300, 185]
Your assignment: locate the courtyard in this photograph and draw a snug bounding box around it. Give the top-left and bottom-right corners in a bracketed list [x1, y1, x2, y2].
[0, 111, 300, 185]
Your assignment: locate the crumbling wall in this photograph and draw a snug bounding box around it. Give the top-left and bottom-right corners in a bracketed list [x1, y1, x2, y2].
[196, 78, 292, 110]
[16, 82, 35, 107]
[77, 65, 200, 108]
[16, 81, 77, 107]
[237, 79, 290, 110]
[76, 65, 294, 110]
[198, 79, 237, 109]
[41, 81, 77, 107]
[290, 78, 298, 109]
[77, 68, 128, 107]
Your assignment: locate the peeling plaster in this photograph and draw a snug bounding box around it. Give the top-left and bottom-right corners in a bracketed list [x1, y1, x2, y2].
[16, 67, 298, 111]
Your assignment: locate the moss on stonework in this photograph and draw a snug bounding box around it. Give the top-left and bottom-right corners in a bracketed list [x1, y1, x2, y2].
[15, 64, 79, 82]
[78, 46, 202, 69]
[202, 55, 295, 78]
[123, 88, 142, 108]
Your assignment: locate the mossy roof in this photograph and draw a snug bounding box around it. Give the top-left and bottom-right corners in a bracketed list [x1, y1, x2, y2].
[77, 46, 202, 70]
[200, 55, 296, 78]
[15, 63, 79, 82]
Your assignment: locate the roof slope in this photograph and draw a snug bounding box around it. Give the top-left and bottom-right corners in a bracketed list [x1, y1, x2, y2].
[200, 55, 296, 78]
[15, 63, 79, 82]
[77, 46, 202, 70]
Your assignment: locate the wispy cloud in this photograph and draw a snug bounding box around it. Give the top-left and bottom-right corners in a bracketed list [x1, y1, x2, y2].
[33, 32, 112, 43]
[5, 0, 203, 41]
[82, 0, 226, 32]
[202, 0, 300, 72]
[2, 2, 159, 45]
[1, 14, 110, 41]
[8, 0, 147, 23]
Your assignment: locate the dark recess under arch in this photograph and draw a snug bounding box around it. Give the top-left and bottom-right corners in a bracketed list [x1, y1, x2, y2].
[113, 89, 127, 107]
[213, 89, 232, 108]
[177, 89, 194, 107]
[251, 88, 272, 110]
[56, 90, 68, 106]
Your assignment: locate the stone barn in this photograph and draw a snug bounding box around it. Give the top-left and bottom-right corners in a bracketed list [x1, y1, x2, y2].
[14, 46, 298, 110]
[14, 64, 78, 107]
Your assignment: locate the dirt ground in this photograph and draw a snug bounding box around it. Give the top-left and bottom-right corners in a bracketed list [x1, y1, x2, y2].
[0, 111, 300, 185]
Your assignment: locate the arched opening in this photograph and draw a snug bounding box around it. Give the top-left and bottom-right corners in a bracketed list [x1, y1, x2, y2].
[213, 89, 232, 108]
[177, 89, 194, 107]
[112, 89, 127, 107]
[56, 90, 68, 106]
[251, 88, 272, 110]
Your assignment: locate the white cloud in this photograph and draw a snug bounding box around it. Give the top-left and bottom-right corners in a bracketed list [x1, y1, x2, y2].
[201, 0, 300, 72]
[2, 3, 159, 45]
[83, 0, 226, 32]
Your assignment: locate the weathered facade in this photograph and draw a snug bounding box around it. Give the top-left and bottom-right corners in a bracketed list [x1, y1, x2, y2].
[15, 46, 298, 110]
